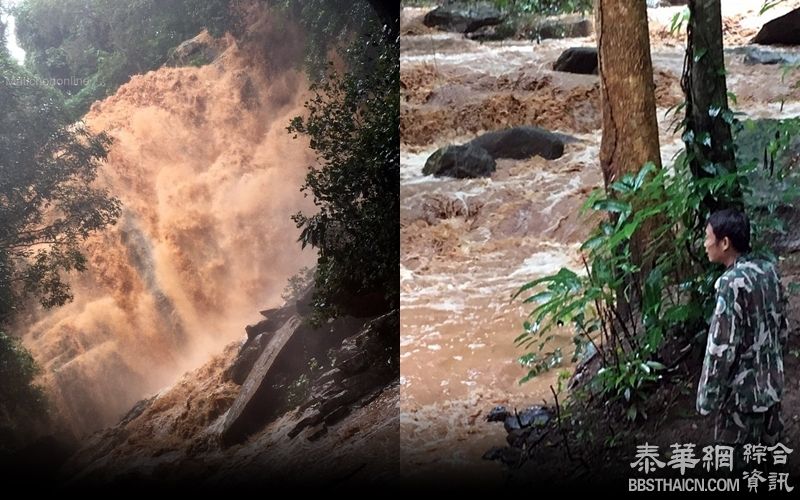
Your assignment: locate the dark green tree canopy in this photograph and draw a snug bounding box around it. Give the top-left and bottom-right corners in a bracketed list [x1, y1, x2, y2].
[13, 0, 233, 117]
[288, 16, 399, 322]
[0, 43, 120, 321]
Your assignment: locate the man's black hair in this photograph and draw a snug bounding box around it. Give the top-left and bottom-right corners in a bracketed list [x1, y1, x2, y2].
[707, 209, 751, 253]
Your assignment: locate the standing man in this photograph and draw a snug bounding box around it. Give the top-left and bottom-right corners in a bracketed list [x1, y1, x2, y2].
[697, 209, 788, 445]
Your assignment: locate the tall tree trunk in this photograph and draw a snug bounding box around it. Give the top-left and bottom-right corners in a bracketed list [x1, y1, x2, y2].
[596, 0, 663, 330]
[682, 0, 739, 211]
[597, 0, 662, 187]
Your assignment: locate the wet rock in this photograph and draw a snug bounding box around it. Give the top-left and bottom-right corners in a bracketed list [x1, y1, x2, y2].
[286, 310, 399, 440]
[288, 405, 323, 438]
[247, 307, 294, 339]
[486, 406, 510, 422]
[223, 333, 270, 385]
[323, 406, 352, 425]
[553, 47, 598, 75]
[422, 143, 496, 178]
[751, 7, 800, 46]
[316, 368, 343, 386]
[485, 404, 555, 467]
[504, 415, 522, 433]
[470, 126, 567, 160]
[306, 423, 328, 441]
[166, 30, 223, 67]
[742, 46, 800, 66]
[220, 316, 303, 445]
[534, 14, 592, 40]
[422, 4, 504, 34]
[338, 349, 371, 375]
[518, 406, 553, 427]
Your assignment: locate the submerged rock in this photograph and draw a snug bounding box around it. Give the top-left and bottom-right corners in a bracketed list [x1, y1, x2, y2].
[423, 143, 497, 178]
[553, 47, 598, 75]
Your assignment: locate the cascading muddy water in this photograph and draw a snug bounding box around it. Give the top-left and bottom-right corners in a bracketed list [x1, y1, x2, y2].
[12, 25, 318, 438]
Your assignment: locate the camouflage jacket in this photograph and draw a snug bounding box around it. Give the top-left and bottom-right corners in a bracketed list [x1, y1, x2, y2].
[697, 255, 789, 415]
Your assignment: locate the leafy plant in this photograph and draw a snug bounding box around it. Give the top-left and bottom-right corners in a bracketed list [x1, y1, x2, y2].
[287, 26, 399, 323]
[514, 134, 797, 418]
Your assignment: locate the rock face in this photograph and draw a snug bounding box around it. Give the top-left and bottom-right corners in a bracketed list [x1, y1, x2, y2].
[220, 316, 304, 445]
[422, 143, 497, 178]
[422, 4, 504, 33]
[751, 8, 800, 46]
[166, 30, 224, 67]
[483, 404, 554, 466]
[287, 310, 399, 440]
[470, 126, 568, 160]
[553, 47, 598, 75]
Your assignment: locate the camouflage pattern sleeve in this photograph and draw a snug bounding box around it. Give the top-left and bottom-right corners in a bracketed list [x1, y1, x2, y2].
[697, 277, 739, 416]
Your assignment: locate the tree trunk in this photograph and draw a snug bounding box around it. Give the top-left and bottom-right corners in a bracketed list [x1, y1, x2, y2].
[596, 0, 663, 329]
[682, 0, 739, 211]
[597, 0, 662, 187]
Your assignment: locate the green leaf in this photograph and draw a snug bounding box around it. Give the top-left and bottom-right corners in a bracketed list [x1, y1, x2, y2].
[592, 199, 631, 214]
[580, 234, 606, 251]
[634, 162, 657, 190]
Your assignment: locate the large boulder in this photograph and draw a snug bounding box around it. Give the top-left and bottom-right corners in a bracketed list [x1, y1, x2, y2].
[423, 4, 504, 33]
[470, 126, 567, 160]
[553, 47, 598, 75]
[751, 8, 800, 46]
[423, 143, 496, 178]
[166, 30, 224, 67]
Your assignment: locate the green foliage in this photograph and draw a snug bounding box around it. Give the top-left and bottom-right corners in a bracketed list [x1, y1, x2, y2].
[287, 27, 399, 323]
[0, 332, 48, 453]
[759, 0, 789, 15]
[669, 7, 690, 35]
[14, 0, 234, 117]
[0, 48, 120, 321]
[492, 0, 592, 15]
[514, 139, 796, 418]
[283, 357, 322, 409]
[281, 266, 314, 303]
